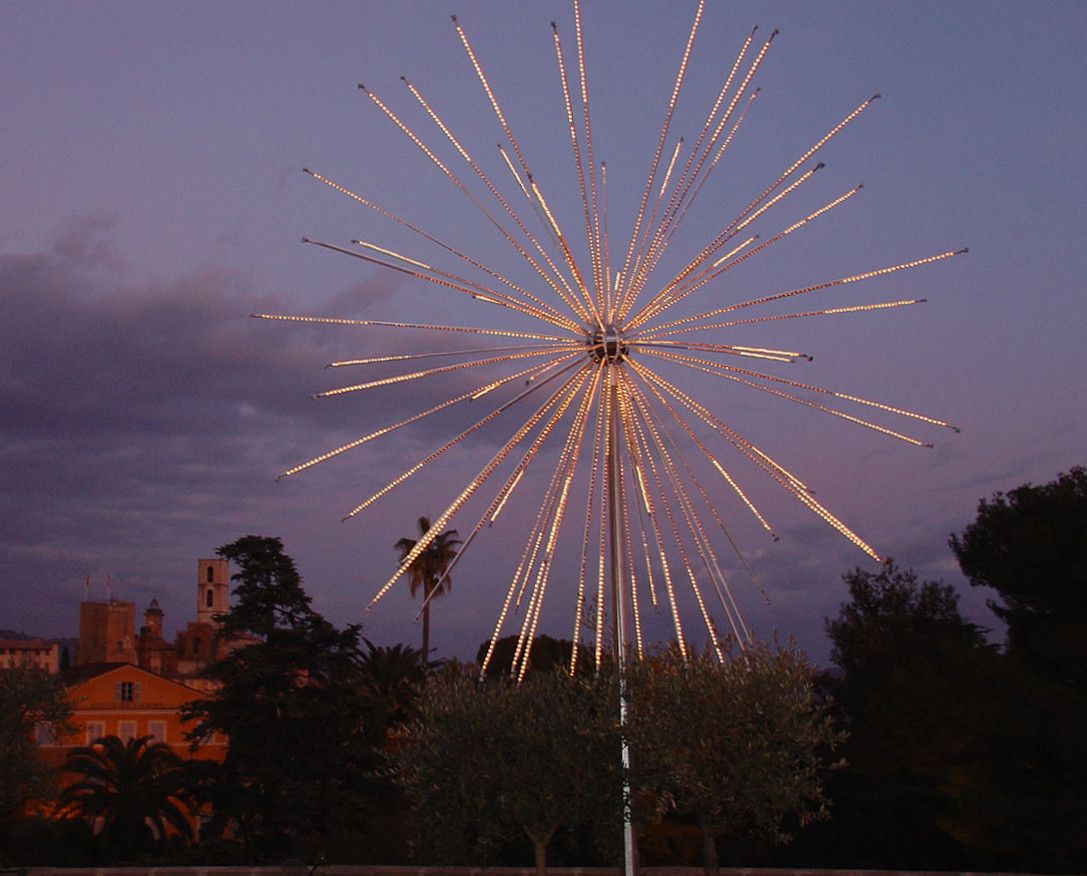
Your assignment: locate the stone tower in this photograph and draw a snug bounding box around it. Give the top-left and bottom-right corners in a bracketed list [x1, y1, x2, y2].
[142, 597, 164, 638]
[77, 599, 136, 665]
[196, 558, 229, 625]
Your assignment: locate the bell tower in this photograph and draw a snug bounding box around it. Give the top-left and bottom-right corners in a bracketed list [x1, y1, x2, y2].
[196, 558, 229, 625]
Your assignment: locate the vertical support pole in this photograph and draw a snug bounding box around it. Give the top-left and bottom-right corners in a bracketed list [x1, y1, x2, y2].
[607, 371, 637, 876]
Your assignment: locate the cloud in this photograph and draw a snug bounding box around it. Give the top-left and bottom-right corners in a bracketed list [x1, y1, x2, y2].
[0, 217, 502, 636]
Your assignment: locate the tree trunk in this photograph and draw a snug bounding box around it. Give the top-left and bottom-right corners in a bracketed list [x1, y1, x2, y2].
[533, 837, 548, 876]
[700, 823, 719, 876]
[422, 596, 431, 667]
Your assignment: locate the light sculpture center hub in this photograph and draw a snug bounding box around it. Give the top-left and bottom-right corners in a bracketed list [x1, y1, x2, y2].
[589, 323, 627, 363]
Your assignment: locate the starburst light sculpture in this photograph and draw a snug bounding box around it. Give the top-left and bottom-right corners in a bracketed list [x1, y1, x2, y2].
[255, 1, 965, 680]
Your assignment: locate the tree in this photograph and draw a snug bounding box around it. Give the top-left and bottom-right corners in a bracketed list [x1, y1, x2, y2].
[950, 466, 1087, 687]
[356, 638, 427, 746]
[474, 634, 592, 679]
[58, 735, 201, 858]
[395, 667, 623, 874]
[626, 643, 841, 876]
[0, 668, 72, 851]
[395, 516, 461, 666]
[820, 562, 995, 870]
[184, 536, 375, 861]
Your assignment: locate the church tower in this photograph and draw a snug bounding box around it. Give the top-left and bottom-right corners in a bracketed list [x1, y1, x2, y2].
[196, 558, 229, 625]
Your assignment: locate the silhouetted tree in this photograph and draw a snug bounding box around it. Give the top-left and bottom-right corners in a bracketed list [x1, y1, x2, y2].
[950, 466, 1087, 687]
[475, 634, 592, 679]
[395, 517, 461, 666]
[184, 536, 374, 862]
[59, 735, 200, 858]
[0, 667, 72, 858]
[818, 562, 996, 870]
[357, 638, 427, 746]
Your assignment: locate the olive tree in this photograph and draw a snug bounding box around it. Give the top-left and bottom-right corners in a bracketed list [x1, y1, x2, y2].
[627, 643, 842, 876]
[395, 667, 623, 874]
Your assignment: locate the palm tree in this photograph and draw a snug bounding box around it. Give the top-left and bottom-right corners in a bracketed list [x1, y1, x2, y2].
[358, 638, 427, 744]
[395, 516, 461, 666]
[59, 735, 204, 855]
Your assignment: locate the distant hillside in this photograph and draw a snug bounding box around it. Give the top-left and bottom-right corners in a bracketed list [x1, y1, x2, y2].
[0, 628, 35, 640]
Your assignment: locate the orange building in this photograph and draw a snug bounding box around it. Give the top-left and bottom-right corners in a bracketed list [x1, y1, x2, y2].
[39, 662, 225, 766]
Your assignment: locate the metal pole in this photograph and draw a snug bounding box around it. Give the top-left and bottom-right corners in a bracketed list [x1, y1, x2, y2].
[607, 372, 637, 876]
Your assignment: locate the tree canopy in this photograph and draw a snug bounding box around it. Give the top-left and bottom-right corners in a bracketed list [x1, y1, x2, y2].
[395, 516, 461, 665]
[395, 666, 622, 874]
[0, 668, 71, 834]
[184, 536, 381, 862]
[950, 466, 1087, 686]
[58, 735, 202, 857]
[627, 643, 841, 876]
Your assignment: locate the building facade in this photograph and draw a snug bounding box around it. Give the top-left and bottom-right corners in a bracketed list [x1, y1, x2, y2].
[0, 639, 59, 672]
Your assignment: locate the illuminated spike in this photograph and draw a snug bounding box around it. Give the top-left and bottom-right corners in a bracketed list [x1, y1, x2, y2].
[529, 177, 596, 318]
[362, 83, 593, 328]
[648, 347, 955, 429]
[277, 358, 566, 480]
[329, 343, 574, 369]
[631, 360, 881, 559]
[569, 362, 607, 675]
[354, 240, 431, 270]
[402, 77, 594, 324]
[552, 20, 605, 323]
[316, 347, 574, 398]
[498, 144, 530, 199]
[637, 298, 925, 338]
[572, 1, 606, 311]
[645, 394, 758, 638]
[647, 248, 968, 337]
[616, 0, 705, 320]
[628, 371, 776, 536]
[621, 27, 773, 314]
[252, 312, 576, 342]
[304, 167, 580, 323]
[621, 383, 689, 658]
[641, 347, 935, 447]
[366, 364, 594, 609]
[630, 340, 797, 363]
[303, 236, 579, 331]
[638, 183, 860, 329]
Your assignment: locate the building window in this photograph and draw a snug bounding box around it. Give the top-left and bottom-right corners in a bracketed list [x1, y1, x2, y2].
[206, 587, 214, 608]
[86, 721, 105, 745]
[206, 565, 214, 584]
[116, 681, 141, 702]
[148, 720, 167, 744]
[118, 721, 136, 743]
[192, 636, 202, 655]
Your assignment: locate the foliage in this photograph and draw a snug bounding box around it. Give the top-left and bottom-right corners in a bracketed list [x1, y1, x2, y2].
[950, 466, 1087, 686]
[58, 735, 202, 858]
[0, 667, 72, 860]
[357, 638, 427, 747]
[819, 562, 995, 870]
[184, 536, 379, 862]
[395, 516, 461, 664]
[215, 535, 315, 638]
[475, 634, 593, 679]
[394, 666, 623, 873]
[626, 642, 841, 876]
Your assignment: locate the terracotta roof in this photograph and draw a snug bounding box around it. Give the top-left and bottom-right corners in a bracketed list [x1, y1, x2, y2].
[59, 662, 130, 684]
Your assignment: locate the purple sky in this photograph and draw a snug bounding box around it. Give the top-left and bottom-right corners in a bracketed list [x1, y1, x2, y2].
[2, 1, 1084, 666]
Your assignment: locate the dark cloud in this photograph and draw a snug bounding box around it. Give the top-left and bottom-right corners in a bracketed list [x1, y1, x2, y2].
[0, 218, 512, 637]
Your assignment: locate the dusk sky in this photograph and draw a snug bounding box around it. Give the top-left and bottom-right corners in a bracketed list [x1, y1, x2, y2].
[2, 1, 1084, 666]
